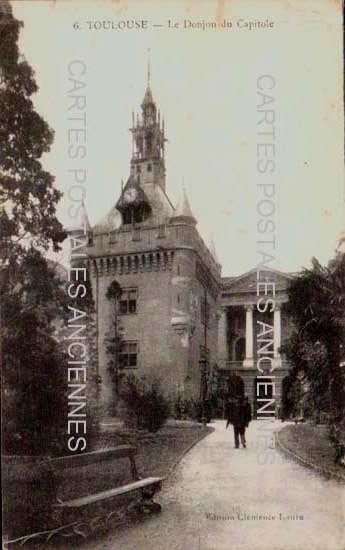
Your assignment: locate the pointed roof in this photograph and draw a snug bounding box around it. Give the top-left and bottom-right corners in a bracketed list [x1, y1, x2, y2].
[170, 188, 197, 225]
[80, 200, 91, 231]
[69, 199, 91, 233]
[141, 85, 154, 107]
[209, 238, 221, 266]
[142, 53, 154, 106]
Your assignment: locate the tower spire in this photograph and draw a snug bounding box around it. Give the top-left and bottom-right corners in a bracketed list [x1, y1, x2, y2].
[170, 186, 197, 226]
[68, 198, 91, 235]
[130, 63, 166, 192]
[209, 235, 221, 267]
[142, 52, 154, 107]
[147, 48, 151, 88]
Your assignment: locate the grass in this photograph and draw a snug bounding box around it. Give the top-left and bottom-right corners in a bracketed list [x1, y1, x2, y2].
[4, 422, 214, 543]
[98, 423, 214, 478]
[277, 423, 345, 481]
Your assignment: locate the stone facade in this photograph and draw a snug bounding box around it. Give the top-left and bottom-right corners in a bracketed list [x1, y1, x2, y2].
[217, 268, 295, 415]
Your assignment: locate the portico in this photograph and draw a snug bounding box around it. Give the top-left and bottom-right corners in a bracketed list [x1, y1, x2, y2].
[218, 302, 283, 368]
[216, 268, 293, 415]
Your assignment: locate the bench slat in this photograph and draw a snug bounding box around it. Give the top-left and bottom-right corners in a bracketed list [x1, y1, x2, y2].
[54, 477, 163, 508]
[50, 446, 136, 471]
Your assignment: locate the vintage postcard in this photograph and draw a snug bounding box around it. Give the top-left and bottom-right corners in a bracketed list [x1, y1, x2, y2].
[1, 0, 344, 549]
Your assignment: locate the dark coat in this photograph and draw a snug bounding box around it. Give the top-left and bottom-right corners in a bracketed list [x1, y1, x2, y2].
[226, 399, 251, 429]
[243, 401, 252, 426]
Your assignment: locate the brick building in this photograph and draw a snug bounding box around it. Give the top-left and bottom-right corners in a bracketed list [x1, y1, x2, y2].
[70, 76, 222, 412]
[69, 75, 294, 416]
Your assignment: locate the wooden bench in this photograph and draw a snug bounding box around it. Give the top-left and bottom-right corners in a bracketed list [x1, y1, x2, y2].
[48, 445, 163, 516]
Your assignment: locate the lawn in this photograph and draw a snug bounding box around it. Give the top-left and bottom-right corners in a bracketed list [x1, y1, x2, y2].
[277, 423, 345, 481]
[98, 422, 214, 478]
[4, 422, 214, 545]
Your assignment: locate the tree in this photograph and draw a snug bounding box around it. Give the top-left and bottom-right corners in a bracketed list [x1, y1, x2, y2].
[0, 1, 65, 262]
[282, 254, 345, 462]
[0, 2, 68, 455]
[2, 249, 69, 455]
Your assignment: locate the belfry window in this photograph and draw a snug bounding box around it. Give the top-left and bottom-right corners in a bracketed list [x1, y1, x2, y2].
[122, 205, 150, 226]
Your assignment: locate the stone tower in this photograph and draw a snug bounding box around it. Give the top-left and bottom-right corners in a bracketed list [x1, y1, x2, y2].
[129, 65, 166, 193]
[74, 70, 222, 413]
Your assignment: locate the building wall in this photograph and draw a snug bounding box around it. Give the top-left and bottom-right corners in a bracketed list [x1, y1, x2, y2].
[90, 256, 174, 409]
[78, 233, 292, 417]
[85, 223, 221, 412]
[182, 253, 219, 400]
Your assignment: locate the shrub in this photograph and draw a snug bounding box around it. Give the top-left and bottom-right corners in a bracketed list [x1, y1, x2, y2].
[172, 397, 211, 422]
[120, 374, 170, 432]
[173, 397, 192, 420]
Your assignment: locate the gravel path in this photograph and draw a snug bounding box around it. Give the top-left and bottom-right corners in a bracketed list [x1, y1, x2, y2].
[87, 420, 344, 550]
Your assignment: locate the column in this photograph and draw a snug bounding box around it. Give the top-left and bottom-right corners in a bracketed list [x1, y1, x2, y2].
[243, 304, 254, 368]
[217, 307, 228, 367]
[273, 305, 282, 367]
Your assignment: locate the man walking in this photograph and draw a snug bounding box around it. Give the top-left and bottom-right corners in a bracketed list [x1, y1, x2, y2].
[226, 396, 251, 448]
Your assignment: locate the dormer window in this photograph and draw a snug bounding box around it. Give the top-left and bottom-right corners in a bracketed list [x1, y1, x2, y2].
[116, 176, 152, 225]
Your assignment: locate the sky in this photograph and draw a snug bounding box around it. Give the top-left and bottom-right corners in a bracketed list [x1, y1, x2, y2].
[11, 0, 344, 277]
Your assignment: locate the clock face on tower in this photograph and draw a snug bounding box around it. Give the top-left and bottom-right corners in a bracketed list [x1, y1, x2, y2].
[124, 188, 138, 203]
